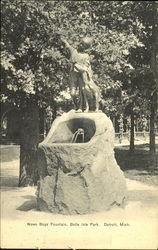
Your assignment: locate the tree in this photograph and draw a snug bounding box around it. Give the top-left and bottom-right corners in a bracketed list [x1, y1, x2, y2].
[129, 1, 157, 155]
[99, 1, 158, 155]
[2, 1, 157, 186]
[149, 2, 158, 154]
[1, 0, 69, 186]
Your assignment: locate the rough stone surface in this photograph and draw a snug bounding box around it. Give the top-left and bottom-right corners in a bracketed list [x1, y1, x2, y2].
[36, 110, 127, 214]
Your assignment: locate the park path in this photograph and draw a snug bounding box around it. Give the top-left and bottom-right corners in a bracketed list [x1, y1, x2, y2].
[1, 157, 158, 218]
[0, 146, 158, 249]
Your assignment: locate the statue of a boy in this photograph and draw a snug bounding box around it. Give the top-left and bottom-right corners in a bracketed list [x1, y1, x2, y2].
[61, 36, 101, 112]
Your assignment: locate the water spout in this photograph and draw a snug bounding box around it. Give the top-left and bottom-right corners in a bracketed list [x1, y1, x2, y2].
[71, 128, 84, 143]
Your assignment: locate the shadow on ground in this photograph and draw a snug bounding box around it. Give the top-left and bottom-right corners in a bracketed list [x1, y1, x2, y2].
[115, 144, 158, 186]
[115, 144, 158, 170]
[0, 176, 19, 191]
[16, 195, 37, 211]
[0, 145, 20, 162]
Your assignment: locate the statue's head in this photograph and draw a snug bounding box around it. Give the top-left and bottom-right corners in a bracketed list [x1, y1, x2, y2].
[78, 36, 93, 52]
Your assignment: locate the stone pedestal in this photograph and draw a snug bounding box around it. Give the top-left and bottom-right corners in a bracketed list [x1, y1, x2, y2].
[36, 110, 127, 214]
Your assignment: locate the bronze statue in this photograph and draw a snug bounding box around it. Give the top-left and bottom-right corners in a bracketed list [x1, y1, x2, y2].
[61, 36, 101, 112]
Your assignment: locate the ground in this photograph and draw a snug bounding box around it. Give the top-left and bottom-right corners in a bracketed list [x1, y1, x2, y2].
[115, 144, 158, 186]
[0, 142, 158, 249]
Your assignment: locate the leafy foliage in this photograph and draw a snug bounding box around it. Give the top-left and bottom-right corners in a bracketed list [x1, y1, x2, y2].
[1, 0, 157, 126]
[1, 0, 157, 185]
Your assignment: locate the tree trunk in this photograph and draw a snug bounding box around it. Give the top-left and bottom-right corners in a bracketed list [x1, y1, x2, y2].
[149, 1, 158, 155]
[129, 109, 135, 153]
[149, 94, 156, 154]
[19, 100, 39, 187]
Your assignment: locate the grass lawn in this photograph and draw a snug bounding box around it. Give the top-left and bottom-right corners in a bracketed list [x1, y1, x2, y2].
[115, 144, 158, 186]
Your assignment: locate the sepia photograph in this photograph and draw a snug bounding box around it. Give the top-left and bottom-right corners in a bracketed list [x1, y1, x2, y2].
[1, 0, 158, 249]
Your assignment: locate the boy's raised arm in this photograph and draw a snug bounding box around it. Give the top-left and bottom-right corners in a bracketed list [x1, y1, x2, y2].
[61, 37, 75, 54]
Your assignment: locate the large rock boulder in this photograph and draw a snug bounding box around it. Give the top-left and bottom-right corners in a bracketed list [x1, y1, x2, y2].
[36, 110, 127, 214]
